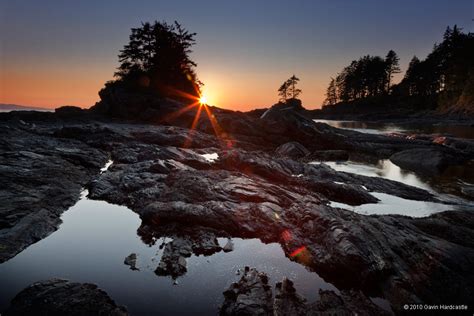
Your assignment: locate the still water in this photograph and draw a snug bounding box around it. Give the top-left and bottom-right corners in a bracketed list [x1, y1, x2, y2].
[0, 191, 339, 315]
[310, 159, 474, 217]
[314, 119, 474, 139]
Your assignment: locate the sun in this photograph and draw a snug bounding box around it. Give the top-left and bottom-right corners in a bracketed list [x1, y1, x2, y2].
[199, 95, 208, 105]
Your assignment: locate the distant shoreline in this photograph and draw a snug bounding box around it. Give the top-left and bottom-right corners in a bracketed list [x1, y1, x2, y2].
[0, 104, 55, 112]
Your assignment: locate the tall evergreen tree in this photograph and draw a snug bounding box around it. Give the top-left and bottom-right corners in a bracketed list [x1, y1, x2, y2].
[324, 78, 338, 106]
[385, 50, 401, 92]
[278, 81, 289, 102]
[115, 21, 201, 97]
[278, 75, 302, 102]
[287, 75, 302, 99]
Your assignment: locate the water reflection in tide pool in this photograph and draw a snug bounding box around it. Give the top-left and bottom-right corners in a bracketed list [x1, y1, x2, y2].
[314, 119, 474, 139]
[0, 191, 337, 316]
[312, 160, 474, 217]
[324, 160, 430, 190]
[330, 193, 454, 217]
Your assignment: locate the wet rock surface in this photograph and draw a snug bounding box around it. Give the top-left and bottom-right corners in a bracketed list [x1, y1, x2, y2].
[1, 104, 473, 314]
[0, 122, 108, 262]
[390, 148, 466, 175]
[124, 253, 139, 271]
[220, 267, 390, 316]
[3, 279, 128, 316]
[220, 267, 273, 316]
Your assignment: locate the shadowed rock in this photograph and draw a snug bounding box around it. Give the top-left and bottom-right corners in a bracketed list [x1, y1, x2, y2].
[220, 267, 273, 316]
[1, 105, 473, 314]
[124, 253, 138, 271]
[4, 279, 127, 316]
[0, 124, 108, 262]
[220, 268, 390, 316]
[390, 148, 466, 174]
[275, 142, 310, 159]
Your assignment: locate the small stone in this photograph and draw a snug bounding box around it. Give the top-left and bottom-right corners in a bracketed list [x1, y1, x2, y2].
[124, 253, 139, 271]
[222, 239, 234, 252]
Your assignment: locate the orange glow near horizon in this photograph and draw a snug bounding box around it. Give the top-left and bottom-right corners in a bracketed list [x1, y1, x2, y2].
[0, 66, 328, 111]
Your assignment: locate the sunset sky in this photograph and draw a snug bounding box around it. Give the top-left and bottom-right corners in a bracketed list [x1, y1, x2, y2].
[0, 0, 472, 111]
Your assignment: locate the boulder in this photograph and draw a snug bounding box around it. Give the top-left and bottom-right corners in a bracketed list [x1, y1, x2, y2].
[4, 279, 127, 316]
[389, 148, 465, 174]
[124, 253, 138, 271]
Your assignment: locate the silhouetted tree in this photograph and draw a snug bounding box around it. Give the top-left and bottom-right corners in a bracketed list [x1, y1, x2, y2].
[330, 55, 387, 103]
[115, 21, 201, 98]
[278, 75, 302, 102]
[385, 50, 401, 91]
[287, 75, 302, 99]
[399, 25, 474, 99]
[323, 25, 474, 112]
[403, 56, 421, 95]
[324, 78, 338, 105]
[278, 81, 289, 102]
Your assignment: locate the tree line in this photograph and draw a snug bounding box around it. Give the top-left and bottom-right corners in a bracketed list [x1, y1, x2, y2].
[323, 25, 474, 109]
[324, 50, 400, 105]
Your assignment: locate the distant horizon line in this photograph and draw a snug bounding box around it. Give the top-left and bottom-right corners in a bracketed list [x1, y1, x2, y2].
[0, 101, 322, 112]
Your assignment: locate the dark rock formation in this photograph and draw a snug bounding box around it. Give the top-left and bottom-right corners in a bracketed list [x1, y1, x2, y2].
[305, 150, 349, 161]
[1, 102, 473, 314]
[390, 148, 466, 174]
[0, 123, 108, 262]
[220, 267, 273, 316]
[124, 253, 138, 271]
[223, 239, 234, 252]
[275, 141, 310, 159]
[273, 278, 307, 316]
[220, 268, 390, 316]
[3, 279, 127, 316]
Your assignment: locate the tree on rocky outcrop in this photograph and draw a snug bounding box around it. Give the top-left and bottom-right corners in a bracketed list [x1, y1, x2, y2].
[114, 21, 201, 98]
[278, 75, 302, 102]
[278, 81, 289, 102]
[287, 75, 302, 99]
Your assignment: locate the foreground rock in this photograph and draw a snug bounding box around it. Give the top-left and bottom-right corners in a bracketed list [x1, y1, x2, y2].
[220, 267, 390, 316]
[3, 279, 127, 316]
[221, 267, 273, 316]
[0, 122, 108, 262]
[1, 104, 473, 313]
[87, 139, 473, 313]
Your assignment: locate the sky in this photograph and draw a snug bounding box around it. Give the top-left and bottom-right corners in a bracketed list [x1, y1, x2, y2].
[0, 0, 472, 111]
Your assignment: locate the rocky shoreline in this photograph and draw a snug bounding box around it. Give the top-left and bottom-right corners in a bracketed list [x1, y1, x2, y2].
[1, 99, 473, 314]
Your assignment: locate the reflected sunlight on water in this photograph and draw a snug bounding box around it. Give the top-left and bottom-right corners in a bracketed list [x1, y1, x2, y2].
[311, 160, 473, 217]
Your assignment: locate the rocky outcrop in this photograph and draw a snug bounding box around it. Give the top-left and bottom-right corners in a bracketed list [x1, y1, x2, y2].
[220, 268, 390, 316]
[1, 104, 473, 314]
[0, 123, 108, 262]
[275, 142, 310, 159]
[390, 148, 466, 174]
[305, 150, 349, 161]
[3, 279, 127, 316]
[220, 267, 273, 316]
[82, 127, 472, 313]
